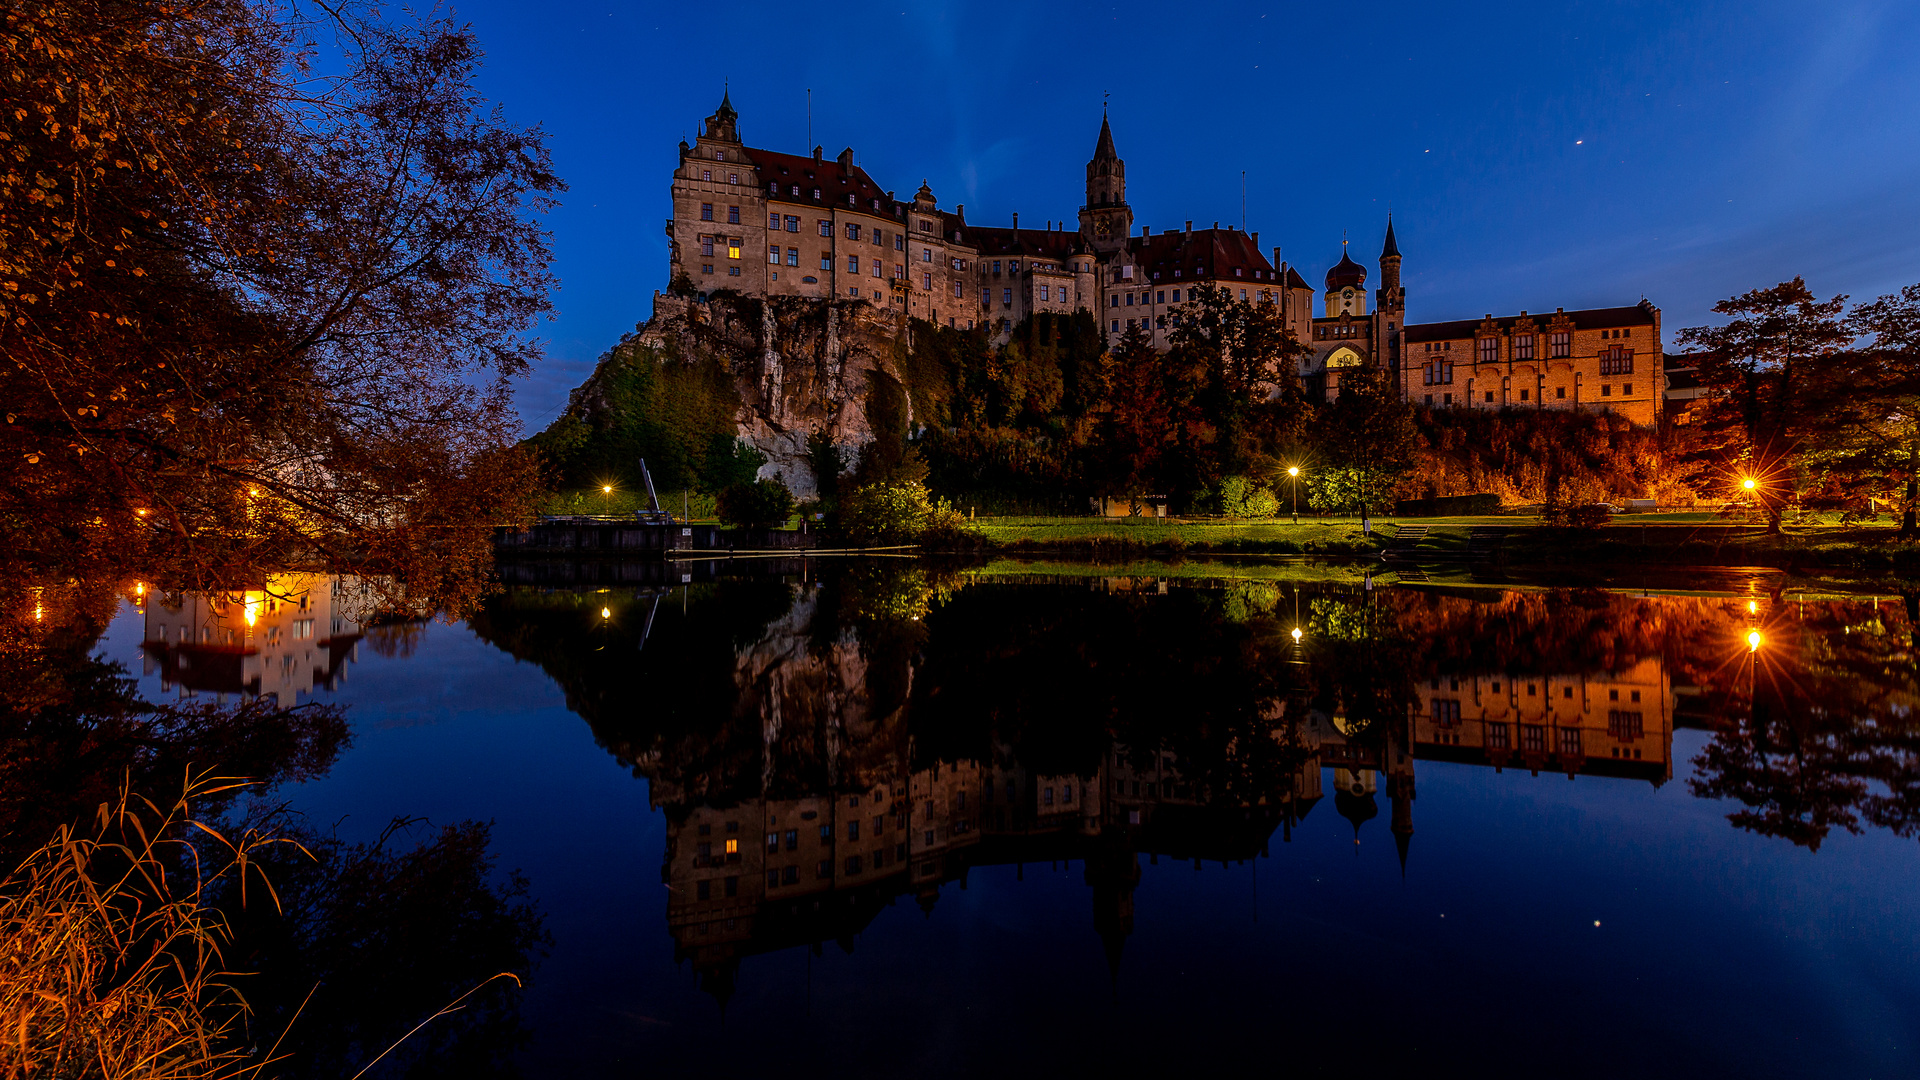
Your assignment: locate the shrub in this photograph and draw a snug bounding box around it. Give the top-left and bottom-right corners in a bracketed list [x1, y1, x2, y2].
[1542, 500, 1612, 529]
[1214, 476, 1280, 518]
[840, 480, 967, 544]
[714, 478, 794, 529]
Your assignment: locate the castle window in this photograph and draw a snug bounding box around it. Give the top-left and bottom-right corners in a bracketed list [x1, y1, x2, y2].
[1039, 285, 1050, 301]
[895, 235, 905, 251]
[1478, 337, 1498, 363]
[850, 286, 859, 297]
[1557, 386, 1567, 399]
[920, 220, 932, 232]
[1010, 261, 1021, 273]
[894, 264, 904, 278]
[1125, 293, 1134, 306]
[820, 254, 832, 271]
[1110, 295, 1119, 308]
[1173, 269, 1181, 277]
[1240, 289, 1248, 300]
[1157, 291, 1165, 303]
[1551, 331, 1571, 358]
[769, 183, 779, 195]
[1601, 347, 1634, 375]
[727, 206, 741, 225]
[818, 219, 831, 236]
[1443, 393, 1453, 405]
[768, 245, 779, 264]
[923, 272, 932, 290]
[1623, 383, 1633, 395]
[728, 240, 741, 259]
[954, 281, 963, 298]
[786, 248, 799, 266]
[1003, 288, 1012, 305]
[1515, 334, 1534, 360]
[700, 264, 713, 275]
[769, 212, 780, 229]
[702, 169, 711, 182]
[981, 288, 990, 307]
[1235, 268, 1243, 277]
[1520, 389, 1530, 400]
[1485, 391, 1495, 402]
[700, 203, 713, 221]
[811, 188, 821, 199]
[848, 255, 859, 273]
[922, 248, 932, 262]
[1425, 394, 1433, 405]
[1172, 290, 1181, 302]
[784, 215, 799, 232]
[791, 185, 800, 196]
[700, 236, 714, 257]
[1112, 320, 1120, 332]
[846, 223, 860, 240]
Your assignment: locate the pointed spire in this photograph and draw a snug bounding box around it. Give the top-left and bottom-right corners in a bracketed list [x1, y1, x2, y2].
[1395, 827, 1412, 877]
[1093, 114, 1119, 161]
[1380, 213, 1401, 260]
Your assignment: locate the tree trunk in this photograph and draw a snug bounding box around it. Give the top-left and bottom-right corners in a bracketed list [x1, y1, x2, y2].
[1905, 436, 1919, 537]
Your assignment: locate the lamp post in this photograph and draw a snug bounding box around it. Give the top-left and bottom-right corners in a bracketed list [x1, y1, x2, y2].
[602, 483, 613, 518]
[1288, 466, 1300, 524]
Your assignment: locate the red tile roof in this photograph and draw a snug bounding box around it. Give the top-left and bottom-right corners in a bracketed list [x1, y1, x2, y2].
[965, 226, 1088, 261]
[1130, 229, 1279, 283]
[743, 146, 900, 215]
[1405, 303, 1658, 343]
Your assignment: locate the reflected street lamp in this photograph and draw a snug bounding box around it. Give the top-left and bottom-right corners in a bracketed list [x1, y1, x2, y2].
[1288, 465, 1301, 524]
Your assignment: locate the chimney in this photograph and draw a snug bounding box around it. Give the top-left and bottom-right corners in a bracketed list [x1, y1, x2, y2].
[1213, 221, 1219, 230]
[837, 147, 854, 169]
[1012, 211, 1019, 239]
[1520, 310, 1528, 316]
[1273, 246, 1283, 270]
[813, 145, 823, 163]
[956, 203, 964, 220]
[1251, 231, 1259, 247]
[1143, 226, 1151, 237]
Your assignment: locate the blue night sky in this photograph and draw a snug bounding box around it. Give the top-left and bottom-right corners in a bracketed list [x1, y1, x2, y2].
[443, 0, 1920, 431]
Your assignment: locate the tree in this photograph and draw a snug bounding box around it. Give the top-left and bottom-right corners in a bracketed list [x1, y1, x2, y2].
[714, 478, 794, 529]
[1, 2, 560, 596]
[1161, 285, 1314, 498]
[1676, 279, 1849, 532]
[1802, 283, 1920, 533]
[1308, 362, 1417, 527]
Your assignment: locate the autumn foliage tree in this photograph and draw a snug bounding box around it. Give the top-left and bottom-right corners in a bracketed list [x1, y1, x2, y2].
[1675, 278, 1849, 531]
[1, 1, 559, 598]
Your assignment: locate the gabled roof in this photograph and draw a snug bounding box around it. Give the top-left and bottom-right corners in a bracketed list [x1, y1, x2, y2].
[966, 226, 1086, 262]
[1406, 304, 1658, 343]
[743, 146, 897, 215]
[1129, 228, 1277, 283]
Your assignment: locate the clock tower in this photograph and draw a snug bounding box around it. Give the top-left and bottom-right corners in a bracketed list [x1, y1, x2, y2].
[1078, 114, 1132, 254]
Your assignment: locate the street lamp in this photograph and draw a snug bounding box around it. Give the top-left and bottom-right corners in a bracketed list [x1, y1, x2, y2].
[1746, 629, 1762, 652]
[1291, 626, 1303, 643]
[601, 483, 613, 517]
[1288, 465, 1300, 524]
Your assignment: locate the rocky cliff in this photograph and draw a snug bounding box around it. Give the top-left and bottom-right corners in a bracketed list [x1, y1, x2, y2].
[559, 291, 915, 498]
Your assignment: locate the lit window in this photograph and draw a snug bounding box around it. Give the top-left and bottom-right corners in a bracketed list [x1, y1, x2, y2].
[728, 240, 741, 259]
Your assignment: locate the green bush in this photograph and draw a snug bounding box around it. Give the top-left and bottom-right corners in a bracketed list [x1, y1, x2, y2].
[714, 478, 794, 529]
[839, 480, 968, 544]
[1215, 476, 1280, 518]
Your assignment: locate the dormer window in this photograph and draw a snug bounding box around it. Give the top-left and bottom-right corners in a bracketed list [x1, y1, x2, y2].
[791, 185, 800, 196]
[1235, 268, 1243, 277]
[812, 188, 821, 200]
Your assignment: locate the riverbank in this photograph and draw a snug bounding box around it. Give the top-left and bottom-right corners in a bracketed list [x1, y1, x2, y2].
[948, 514, 1920, 571]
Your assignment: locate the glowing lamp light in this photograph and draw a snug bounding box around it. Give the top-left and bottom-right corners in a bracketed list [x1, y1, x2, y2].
[1291, 627, 1303, 643]
[1747, 629, 1762, 652]
[243, 592, 261, 626]
[600, 607, 611, 619]
[134, 582, 145, 597]
[1747, 600, 1757, 615]
[248, 487, 260, 497]
[135, 508, 148, 516]
[1742, 478, 1757, 491]
[602, 485, 613, 494]
[1288, 466, 1299, 477]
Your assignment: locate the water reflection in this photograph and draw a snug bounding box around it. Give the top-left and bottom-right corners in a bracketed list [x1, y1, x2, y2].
[465, 562, 1920, 1010]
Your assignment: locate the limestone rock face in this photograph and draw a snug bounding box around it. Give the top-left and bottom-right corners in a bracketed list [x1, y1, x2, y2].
[623, 292, 912, 498]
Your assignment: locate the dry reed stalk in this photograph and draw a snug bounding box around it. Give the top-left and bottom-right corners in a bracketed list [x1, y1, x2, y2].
[0, 774, 302, 1080]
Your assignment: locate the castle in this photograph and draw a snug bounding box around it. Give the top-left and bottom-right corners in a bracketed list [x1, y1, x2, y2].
[666, 92, 1663, 425]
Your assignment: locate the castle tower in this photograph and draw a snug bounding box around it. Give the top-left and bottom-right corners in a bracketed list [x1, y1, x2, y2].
[1377, 215, 1405, 371]
[703, 86, 740, 143]
[1079, 114, 1132, 252]
[1325, 242, 1368, 317]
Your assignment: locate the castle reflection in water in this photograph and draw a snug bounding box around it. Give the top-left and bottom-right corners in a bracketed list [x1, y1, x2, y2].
[528, 570, 1693, 1006]
[136, 564, 1901, 1006]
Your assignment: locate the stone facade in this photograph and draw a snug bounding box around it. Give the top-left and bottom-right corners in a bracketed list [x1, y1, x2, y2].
[1403, 300, 1664, 425]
